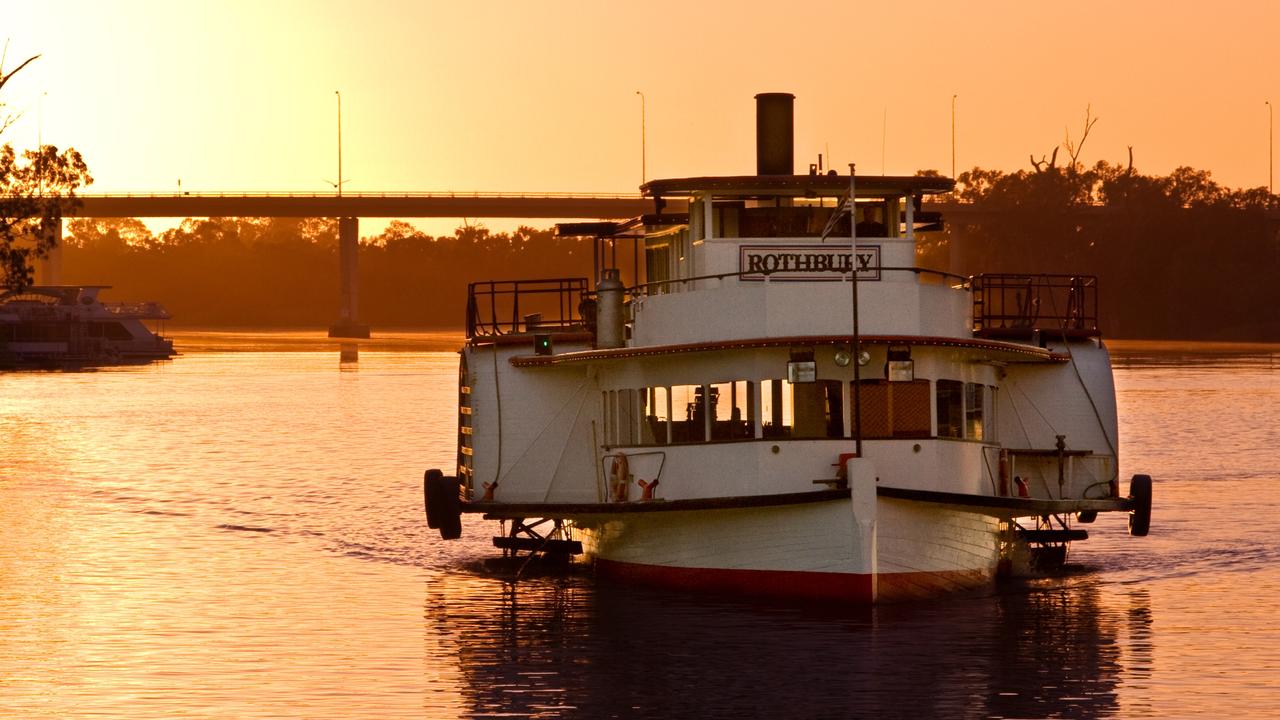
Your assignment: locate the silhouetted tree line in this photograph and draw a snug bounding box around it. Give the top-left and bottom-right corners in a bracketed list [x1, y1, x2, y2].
[929, 158, 1280, 340]
[60, 159, 1280, 339]
[61, 218, 593, 327]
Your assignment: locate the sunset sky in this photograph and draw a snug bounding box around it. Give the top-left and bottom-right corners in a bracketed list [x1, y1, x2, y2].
[5, 1, 1279, 206]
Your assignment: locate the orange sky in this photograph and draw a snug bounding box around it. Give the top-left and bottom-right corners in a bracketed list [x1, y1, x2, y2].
[5, 1, 1279, 203]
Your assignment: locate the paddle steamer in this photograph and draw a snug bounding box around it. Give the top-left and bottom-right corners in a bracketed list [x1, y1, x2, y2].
[425, 93, 1151, 602]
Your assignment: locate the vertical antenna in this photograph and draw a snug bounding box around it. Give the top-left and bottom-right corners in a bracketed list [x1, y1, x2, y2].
[636, 91, 647, 185]
[881, 107, 887, 175]
[849, 163, 862, 458]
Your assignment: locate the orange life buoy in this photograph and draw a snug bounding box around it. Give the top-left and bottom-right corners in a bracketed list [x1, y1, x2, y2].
[610, 454, 630, 502]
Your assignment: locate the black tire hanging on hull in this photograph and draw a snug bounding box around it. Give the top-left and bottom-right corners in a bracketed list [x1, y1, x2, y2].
[1128, 474, 1152, 537]
[424, 469, 463, 540]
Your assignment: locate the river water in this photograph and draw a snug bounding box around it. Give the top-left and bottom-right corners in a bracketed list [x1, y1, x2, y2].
[1, 333, 1277, 719]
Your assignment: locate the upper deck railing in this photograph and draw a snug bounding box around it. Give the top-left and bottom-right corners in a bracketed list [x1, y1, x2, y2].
[466, 278, 589, 339]
[971, 274, 1099, 339]
[103, 301, 172, 320]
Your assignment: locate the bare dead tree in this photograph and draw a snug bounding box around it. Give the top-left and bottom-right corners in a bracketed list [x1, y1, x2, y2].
[1063, 105, 1099, 171]
[0, 42, 41, 136]
[1031, 146, 1059, 173]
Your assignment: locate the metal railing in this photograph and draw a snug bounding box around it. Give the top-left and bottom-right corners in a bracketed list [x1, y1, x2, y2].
[466, 277, 590, 338]
[971, 274, 1098, 337]
[629, 266, 969, 296]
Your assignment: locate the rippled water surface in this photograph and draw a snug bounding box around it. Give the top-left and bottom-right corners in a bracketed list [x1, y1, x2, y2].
[2, 334, 1277, 718]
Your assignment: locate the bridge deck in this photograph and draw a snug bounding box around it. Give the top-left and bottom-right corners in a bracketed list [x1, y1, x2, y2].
[68, 193, 661, 219]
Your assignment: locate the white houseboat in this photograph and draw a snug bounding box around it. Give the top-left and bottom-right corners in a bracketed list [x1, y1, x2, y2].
[0, 285, 175, 368]
[425, 93, 1151, 603]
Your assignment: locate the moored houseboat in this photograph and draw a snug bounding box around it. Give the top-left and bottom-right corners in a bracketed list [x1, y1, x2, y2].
[424, 93, 1151, 603]
[0, 285, 175, 369]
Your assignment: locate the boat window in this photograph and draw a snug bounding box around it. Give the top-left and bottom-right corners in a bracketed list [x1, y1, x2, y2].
[671, 384, 707, 443]
[645, 244, 671, 296]
[618, 389, 639, 446]
[760, 379, 792, 438]
[936, 380, 964, 439]
[710, 381, 755, 441]
[965, 382, 984, 440]
[986, 386, 997, 441]
[761, 379, 843, 439]
[602, 391, 614, 444]
[711, 201, 743, 238]
[855, 379, 932, 439]
[639, 387, 670, 445]
[100, 322, 134, 340]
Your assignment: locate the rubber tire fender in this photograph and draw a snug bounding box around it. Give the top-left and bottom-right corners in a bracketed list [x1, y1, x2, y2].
[1128, 474, 1152, 537]
[424, 469, 444, 529]
[424, 469, 463, 539]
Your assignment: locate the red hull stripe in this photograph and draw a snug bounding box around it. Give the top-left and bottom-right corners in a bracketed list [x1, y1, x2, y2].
[595, 559, 991, 604]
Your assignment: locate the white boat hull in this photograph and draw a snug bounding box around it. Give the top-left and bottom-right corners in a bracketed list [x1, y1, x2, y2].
[576, 498, 1000, 603]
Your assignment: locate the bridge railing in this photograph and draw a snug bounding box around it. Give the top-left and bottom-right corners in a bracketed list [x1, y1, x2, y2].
[73, 191, 645, 200]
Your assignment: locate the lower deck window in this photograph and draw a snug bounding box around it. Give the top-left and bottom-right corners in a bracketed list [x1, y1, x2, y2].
[966, 382, 985, 440]
[936, 380, 964, 438]
[761, 379, 843, 439]
[936, 380, 996, 440]
[639, 387, 670, 445]
[710, 381, 755, 441]
[670, 384, 705, 443]
[610, 373, 990, 447]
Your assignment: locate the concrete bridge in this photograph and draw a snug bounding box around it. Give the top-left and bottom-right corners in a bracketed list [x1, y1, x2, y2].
[43, 192, 656, 337]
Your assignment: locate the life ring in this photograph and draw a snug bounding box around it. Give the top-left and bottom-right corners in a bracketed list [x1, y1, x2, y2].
[610, 454, 630, 502]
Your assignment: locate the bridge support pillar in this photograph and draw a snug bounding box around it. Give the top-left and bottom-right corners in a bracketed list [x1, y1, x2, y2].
[36, 217, 63, 286]
[328, 216, 370, 339]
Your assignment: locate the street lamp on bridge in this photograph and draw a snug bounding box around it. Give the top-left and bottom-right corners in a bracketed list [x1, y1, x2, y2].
[335, 90, 344, 197]
[1267, 100, 1273, 195]
[636, 90, 646, 186]
[325, 91, 349, 195]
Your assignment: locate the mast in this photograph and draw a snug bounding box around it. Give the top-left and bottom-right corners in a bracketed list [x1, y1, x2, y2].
[849, 164, 863, 458]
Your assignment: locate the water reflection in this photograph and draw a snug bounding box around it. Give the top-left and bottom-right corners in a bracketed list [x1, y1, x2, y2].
[4, 337, 1276, 718]
[430, 571, 1141, 718]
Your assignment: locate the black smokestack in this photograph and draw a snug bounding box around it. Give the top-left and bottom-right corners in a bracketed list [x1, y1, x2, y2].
[755, 92, 795, 176]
